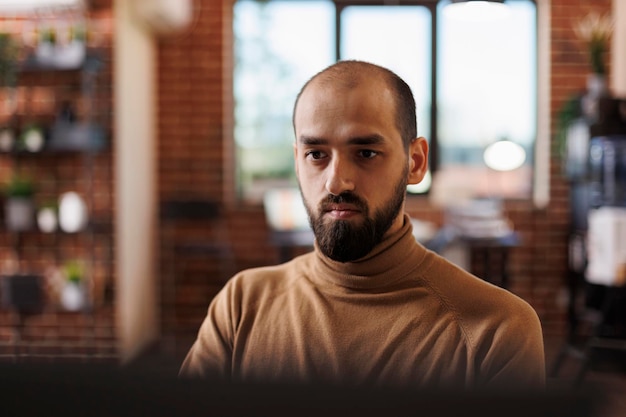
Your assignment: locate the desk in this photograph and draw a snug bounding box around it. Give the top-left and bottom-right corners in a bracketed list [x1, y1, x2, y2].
[425, 228, 520, 289]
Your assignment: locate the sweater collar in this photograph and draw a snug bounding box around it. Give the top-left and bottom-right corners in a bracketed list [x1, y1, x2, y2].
[311, 214, 426, 290]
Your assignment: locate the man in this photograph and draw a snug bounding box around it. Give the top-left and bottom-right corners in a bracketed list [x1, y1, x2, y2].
[180, 60, 545, 390]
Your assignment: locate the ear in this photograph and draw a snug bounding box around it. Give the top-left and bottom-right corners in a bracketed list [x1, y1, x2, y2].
[407, 137, 429, 184]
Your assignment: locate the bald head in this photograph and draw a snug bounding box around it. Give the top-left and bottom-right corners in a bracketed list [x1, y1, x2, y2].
[293, 60, 418, 150]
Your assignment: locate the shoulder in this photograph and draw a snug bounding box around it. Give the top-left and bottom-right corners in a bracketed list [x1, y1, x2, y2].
[417, 250, 545, 387]
[417, 249, 541, 339]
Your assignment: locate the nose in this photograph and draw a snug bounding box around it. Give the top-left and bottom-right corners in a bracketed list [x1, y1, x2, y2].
[325, 156, 355, 196]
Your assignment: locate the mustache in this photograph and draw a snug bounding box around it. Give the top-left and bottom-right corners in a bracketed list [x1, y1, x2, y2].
[319, 192, 367, 212]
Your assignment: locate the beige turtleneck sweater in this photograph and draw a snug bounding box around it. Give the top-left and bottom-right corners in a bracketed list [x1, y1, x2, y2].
[180, 215, 545, 390]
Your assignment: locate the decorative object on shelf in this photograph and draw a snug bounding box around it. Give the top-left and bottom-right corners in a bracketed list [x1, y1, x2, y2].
[0, 32, 18, 88]
[583, 72, 609, 123]
[556, 95, 584, 179]
[563, 118, 589, 181]
[586, 207, 626, 286]
[0, 274, 44, 314]
[574, 11, 614, 76]
[49, 121, 105, 151]
[37, 202, 58, 233]
[33, 16, 87, 69]
[58, 191, 88, 233]
[49, 99, 105, 151]
[18, 123, 45, 152]
[60, 260, 86, 312]
[574, 11, 614, 122]
[3, 174, 36, 231]
[57, 20, 86, 69]
[0, 126, 15, 151]
[48, 100, 105, 151]
[36, 25, 56, 66]
[0, 33, 19, 141]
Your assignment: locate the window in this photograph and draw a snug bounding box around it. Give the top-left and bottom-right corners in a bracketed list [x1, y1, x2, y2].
[341, 5, 432, 194]
[233, 1, 334, 202]
[233, 0, 537, 203]
[434, 0, 537, 202]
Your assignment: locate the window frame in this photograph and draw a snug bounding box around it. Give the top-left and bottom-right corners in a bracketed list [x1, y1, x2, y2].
[230, 0, 550, 207]
[333, 0, 440, 175]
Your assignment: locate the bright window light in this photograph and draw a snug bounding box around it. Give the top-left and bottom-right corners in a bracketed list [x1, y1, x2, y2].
[444, 1, 510, 22]
[483, 140, 526, 171]
[233, 0, 537, 201]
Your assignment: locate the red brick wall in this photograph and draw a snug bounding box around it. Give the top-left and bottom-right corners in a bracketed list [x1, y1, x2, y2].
[158, 0, 616, 351]
[0, 2, 115, 361]
[0, 0, 610, 363]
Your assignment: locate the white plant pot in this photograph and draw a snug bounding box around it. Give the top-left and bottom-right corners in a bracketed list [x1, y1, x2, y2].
[54, 41, 86, 69]
[587, 73, 608, 97]
[61, 282, 86, 312]
[36, 42, 55, 66]
[5, 197, 35, 231]
[582, 73, 609, 121]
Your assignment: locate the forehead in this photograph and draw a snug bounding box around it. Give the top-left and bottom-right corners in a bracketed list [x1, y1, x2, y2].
[294, 76, 397, 133]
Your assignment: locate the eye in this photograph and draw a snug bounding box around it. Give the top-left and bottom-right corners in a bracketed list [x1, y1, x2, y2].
[305, 150, 326, 160]
[358, 149, 378, 159]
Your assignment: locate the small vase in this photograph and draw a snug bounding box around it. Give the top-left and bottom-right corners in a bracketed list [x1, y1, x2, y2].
[582, 73, 609, 122]
[37, 207, 57, 233]
[587, 73, 608, 96]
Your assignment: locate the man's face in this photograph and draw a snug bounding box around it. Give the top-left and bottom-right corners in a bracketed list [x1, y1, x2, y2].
[302, 167, 409, 262]
[293, 77, 426, 262]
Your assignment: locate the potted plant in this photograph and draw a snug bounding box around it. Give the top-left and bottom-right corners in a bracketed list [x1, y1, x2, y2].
[0, 32, 18, 88]
[556, 94, 585, 179]
[60, 260, 87, 311]
[3, 173, 35, 231]
[574, 11, 614, 78]
[0, 32, 19, 145]
[56, 22, 86, 69]
[573, 11, 614, 120]
[36, 26, 56, 66]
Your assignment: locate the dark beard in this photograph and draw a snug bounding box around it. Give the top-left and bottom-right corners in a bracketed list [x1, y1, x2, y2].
[303, 172, 408, 263]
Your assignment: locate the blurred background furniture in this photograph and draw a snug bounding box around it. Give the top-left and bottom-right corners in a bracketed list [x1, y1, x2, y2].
[160, 199, 234, 357]
[0, 274, 45, 357]
[550, 97, 626, 384]
[425, 199, 519, 289]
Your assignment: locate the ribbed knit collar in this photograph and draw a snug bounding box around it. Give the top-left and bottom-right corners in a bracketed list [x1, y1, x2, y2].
[311, 214, 427, 291]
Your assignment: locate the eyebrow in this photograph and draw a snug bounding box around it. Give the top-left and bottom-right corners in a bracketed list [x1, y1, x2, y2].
[299, 136, 327, 146]
[298, 134, 386, 146]
[347, 134, 386, 146]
